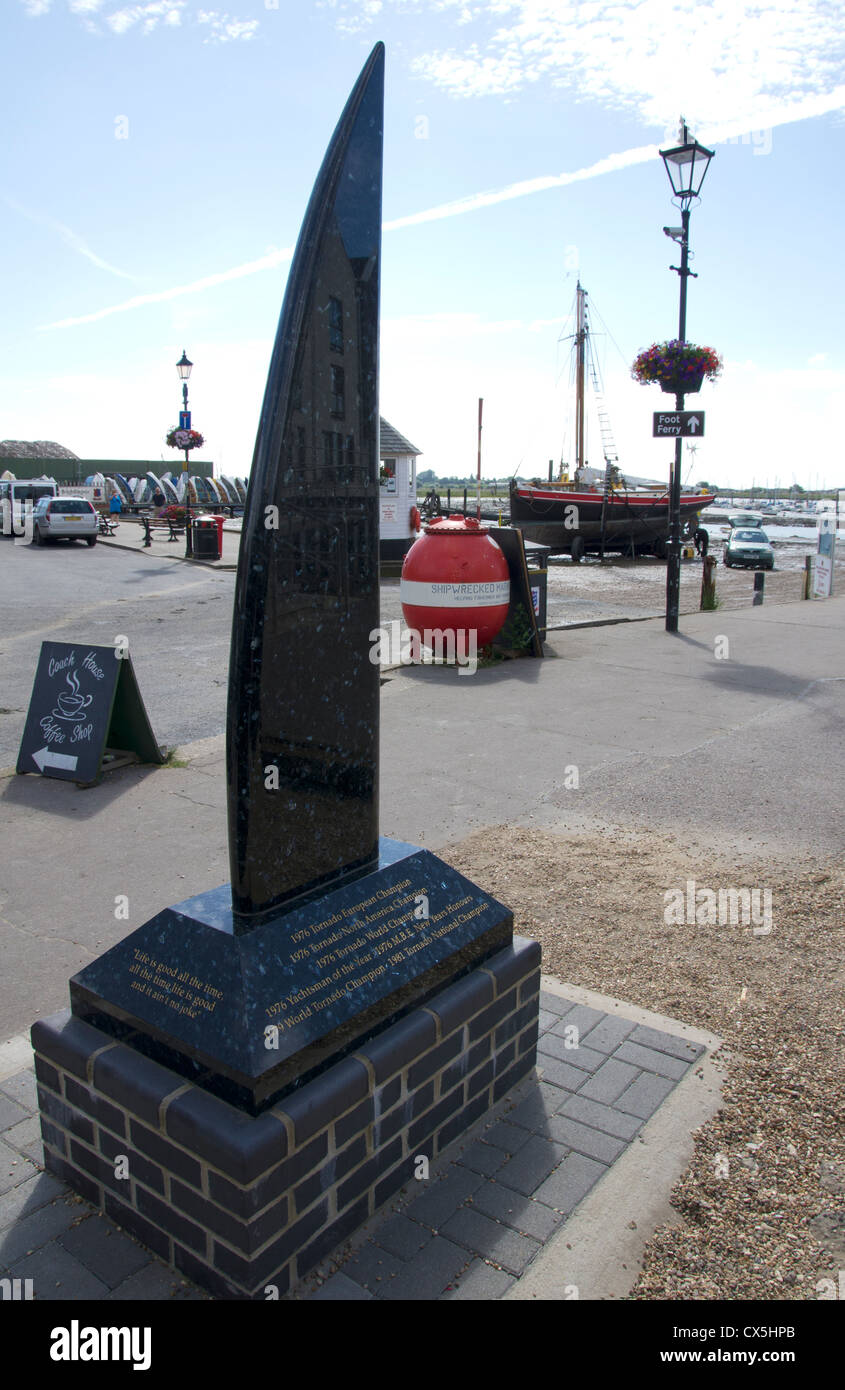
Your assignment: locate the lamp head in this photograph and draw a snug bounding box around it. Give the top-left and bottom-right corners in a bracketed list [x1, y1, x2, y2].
[176, 350, 193, 381]
[660, 118, 714, 203]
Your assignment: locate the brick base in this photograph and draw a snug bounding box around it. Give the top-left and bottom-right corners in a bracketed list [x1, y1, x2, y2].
[31, 937, 540, 1298]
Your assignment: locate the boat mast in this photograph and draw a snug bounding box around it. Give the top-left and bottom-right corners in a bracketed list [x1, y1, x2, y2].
[574, 281, 586, 475]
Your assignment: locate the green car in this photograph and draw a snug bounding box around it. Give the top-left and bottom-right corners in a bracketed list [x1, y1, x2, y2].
[724, 527, 774, 570]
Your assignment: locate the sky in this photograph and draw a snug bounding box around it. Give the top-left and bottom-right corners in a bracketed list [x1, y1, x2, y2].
[3, 0, 845, 492]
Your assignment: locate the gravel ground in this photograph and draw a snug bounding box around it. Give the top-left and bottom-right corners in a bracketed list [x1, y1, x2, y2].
[440, 822, 845, 1300]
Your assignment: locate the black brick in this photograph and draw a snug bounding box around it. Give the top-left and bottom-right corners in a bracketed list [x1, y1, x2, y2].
[467, 1058, 495, 1102]
[485, 938, 542, 995]
[64, 1077, 127, 1139]
[295, 1135, 367, 1215]
[334, 1097, 374, 1148]
[170, 1177, 286, 1255]
[31, 1011, 111, 1082]
[39, 1118, 67, 1157]
[135, 1184, 207, 1256]
[172, 1241, 263, 1300]
[375, 1077, 401, 1113]
[165, 1088, 287, 1184]
[273, 1057, 369, 1145]
[93, 1045, 188, 1129]
[129, 1119, 202, 1190]
[494, 1040, 517, 1074]
[408, 1086, 464, 1152]
[37, 1086, 95, 1146]
[33, 1055, 60, 1094]
[103, 1190, 171, 1263]
[518, 1019, 540, 1058]
[492, 1052, 535, 1103]
[408, 1031, 464, 1091]
[495, 998, 540, 1050]
[373, 1097, 410, 1148]
[98, 1127, 165, 1196]
[213, 1200, 328, 1293]
[44, 1148, 101, 1208]
[519, 971, 541, 1006]
[425, 970, 495, 1036]
[408, 1080, 435, 1120]
[68, 1137, 130, 1198]
[296, 1195, 370, 1281]
[374, 1159, 411, 1210]
[468, 988, 518, 1042]
[437, 1091, 490, 1154]
[356, 1011, 437, 1084]
[337, 1136, 403, 1211]
[208, 1132, 328, 1219]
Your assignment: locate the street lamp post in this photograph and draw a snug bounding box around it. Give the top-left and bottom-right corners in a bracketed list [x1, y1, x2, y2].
[176, 350, 193, 558]
[659, 120, 714, 633]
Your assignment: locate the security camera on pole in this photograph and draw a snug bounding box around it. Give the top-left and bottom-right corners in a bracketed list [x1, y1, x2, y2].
[658, 120, 714, 632]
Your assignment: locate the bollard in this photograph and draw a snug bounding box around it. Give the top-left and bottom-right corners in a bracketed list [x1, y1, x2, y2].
[700, 553, 717, 610]
[753, 571, 765, 605]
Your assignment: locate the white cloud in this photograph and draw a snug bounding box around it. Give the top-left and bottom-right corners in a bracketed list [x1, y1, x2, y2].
[19, 0, 52, 14]
[196, 9, 258, 42]
[106, 2, 185, 35]
[326, 0, 845, 133]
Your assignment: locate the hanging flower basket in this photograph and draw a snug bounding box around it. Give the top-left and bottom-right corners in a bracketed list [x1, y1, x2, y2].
[166, 428, 205, 451]
[631, 341, 722, 395]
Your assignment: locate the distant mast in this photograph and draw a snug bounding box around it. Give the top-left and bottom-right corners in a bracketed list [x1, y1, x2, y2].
[574, 281, 587, 478]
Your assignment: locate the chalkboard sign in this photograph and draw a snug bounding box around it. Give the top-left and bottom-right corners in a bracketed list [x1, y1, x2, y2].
[16, 642, 165, 784]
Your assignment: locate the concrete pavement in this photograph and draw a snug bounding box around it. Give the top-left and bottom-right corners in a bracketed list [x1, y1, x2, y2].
[1, 589, 842, 1298]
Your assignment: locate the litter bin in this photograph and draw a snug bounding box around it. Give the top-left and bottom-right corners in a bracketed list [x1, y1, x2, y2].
[210, 512, 225, 551]
[523, 539, 551, 640]
[192, 514, 221, 561]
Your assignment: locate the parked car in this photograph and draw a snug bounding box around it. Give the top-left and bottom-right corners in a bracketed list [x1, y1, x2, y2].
[724, 527, 774, 570]
[31, 496, 98, 546]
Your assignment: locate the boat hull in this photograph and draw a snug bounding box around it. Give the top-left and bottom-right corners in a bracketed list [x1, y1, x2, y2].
[509, 485, 714, 555]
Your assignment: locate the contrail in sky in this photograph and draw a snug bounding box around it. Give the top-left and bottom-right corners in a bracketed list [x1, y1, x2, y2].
[37, 87, 845, 331]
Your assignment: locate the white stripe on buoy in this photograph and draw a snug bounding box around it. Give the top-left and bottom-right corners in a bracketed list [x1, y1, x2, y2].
[400, 579, 510, 607]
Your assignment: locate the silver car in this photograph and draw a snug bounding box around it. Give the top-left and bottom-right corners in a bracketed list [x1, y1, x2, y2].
[31, 496, 98, 547]
[724, 527, 774, 570]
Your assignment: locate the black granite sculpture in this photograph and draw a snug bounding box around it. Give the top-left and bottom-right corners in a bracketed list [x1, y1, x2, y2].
[67, 42, 514, 1115]
[36, 48, 539, 1295]
[228, 43, 383, 924]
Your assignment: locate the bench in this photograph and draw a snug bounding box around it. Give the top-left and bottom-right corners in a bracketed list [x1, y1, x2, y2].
[141, 516, 185, 546]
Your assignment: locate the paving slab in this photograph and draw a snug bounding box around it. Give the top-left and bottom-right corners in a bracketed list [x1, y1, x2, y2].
[0, 977, 721, 1300]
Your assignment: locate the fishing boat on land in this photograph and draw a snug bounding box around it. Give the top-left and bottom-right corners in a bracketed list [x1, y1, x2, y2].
[508, 282, 714, 559]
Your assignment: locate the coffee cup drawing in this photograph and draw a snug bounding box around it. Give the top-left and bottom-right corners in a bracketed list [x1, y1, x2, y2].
[54, 690, 93, 721]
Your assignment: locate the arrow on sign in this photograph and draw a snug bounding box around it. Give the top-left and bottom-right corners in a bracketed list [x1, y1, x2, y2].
[33, 747, 78, 773]
[688, 416, 701, 433]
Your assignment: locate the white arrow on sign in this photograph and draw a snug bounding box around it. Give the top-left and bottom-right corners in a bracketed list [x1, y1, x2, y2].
[688, 416, 701, 433]
[33, 747, 78, 773]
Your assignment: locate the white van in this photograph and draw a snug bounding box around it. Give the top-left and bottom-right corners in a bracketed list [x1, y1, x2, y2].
[0, 478, 58, 536]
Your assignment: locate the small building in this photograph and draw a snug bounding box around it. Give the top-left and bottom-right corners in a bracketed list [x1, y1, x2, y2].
[380, 417, 421, 569]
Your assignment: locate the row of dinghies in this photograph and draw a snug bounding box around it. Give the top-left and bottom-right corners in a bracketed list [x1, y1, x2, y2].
[101, 471, 247, 510]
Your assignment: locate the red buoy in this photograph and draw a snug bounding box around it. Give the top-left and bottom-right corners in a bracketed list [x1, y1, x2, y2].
[400, 515, 510, 647]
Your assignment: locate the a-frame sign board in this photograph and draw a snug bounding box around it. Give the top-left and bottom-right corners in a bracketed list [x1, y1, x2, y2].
[16, 642, 165, 785]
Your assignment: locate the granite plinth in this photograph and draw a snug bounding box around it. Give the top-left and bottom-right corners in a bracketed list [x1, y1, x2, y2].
[36, 938, 541, 1298]
[70, 839, 513, 1115]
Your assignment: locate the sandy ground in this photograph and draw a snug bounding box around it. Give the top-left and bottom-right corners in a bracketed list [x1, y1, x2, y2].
[440, 823, 845, 1300]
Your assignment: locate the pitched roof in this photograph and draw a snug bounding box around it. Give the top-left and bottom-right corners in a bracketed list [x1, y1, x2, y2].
[379, 417, 422, 457]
